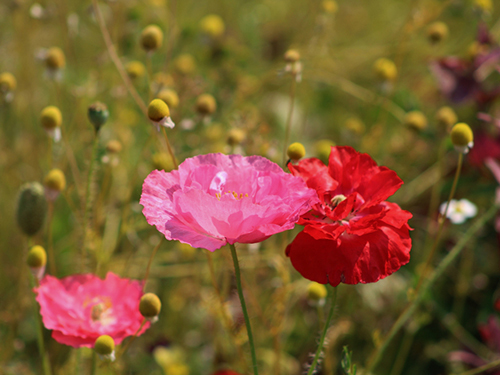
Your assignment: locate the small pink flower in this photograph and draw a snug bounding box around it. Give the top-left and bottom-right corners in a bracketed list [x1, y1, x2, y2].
[140, 153, 319, 251]
[35, 272, 149, 348]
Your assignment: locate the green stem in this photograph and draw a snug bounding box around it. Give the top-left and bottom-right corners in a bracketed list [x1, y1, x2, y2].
[46, 201, 57, 276]
[31, 275, 53, 375]
[415, 152, 463, 293]
[282, 78, 296, 165]
[117, 319, 146, 360]
[366, 203, 499, 373]
[161, 127, 178, 169]
[143, 237, 163, 291]
[83, 134, 100, 267]
[229, 243, 259, 375]
[457, 358, 500, 375]
[307, 287, 337, 375]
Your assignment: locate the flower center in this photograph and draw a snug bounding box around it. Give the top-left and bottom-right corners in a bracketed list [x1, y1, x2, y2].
[84, 296, 115, 325]
[330, 194, 346, 207]
[215, 191, 249, 201]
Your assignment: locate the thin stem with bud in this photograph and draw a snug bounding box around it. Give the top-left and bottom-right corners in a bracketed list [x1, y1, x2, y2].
[307, 286, 337, 375]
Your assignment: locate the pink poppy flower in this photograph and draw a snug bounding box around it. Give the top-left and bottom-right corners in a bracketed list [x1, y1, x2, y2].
[35, 272, 149, 348]
[140, 153, 319, 251]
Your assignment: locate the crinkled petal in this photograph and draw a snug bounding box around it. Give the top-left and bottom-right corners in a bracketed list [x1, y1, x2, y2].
[286, 220, 411, 286]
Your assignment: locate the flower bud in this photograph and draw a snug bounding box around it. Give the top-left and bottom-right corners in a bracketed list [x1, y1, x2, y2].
[40, 106, 62, 130]
[450, 123, 474, 153]
[287, 142, 306, 161]
[87, 102, 109, 132]
[195, 94, 217, 116]
[148, 98, 170, 120]
[45, 47, 66, 70]
[27, 245, 47, 280]
[44, 169, 66, 200]
[106, 140, 122, 154]
[426, 22, 448, 44]
[344, 117, 365, 135]
[404, 110, 427, 131]
[152, 152, 175, 172]
[373, 58, 397, 81]
[27, 245, 47, 268]
[0, 72, 17, 93]
[126, 61, 146, 80]
[200, 14, 225, 38]
[307, 282, 327, 302]
[148, 99, 175, 131]
[284, 49, 300, 63]
[16, 182, 47, 236]
[314, 139, 335, 162]
[140, 25, 163, 52]
[139, 293, 162, 322]
[174, 54, 196, 75]
[435, 106, 457, 131]
[227, 128, 245, 146]
[94, 335, 115, 361]
[157, 89, 179, 109]
[322, 0, 338, 14]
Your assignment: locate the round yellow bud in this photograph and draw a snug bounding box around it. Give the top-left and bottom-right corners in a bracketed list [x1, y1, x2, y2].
[152, 152, 175, 172]
[450, 123, 473, 147]
[27, 245, 47, 268]
[45, 47, 66, 70]
[40, 106, 62, 130]
[284, 49, 300, 63]
[140, 25, 164, 52]
[148, 99, 170, 121]
[94, 335, 115, 355]
[314, 139, 335, 161]
[126, 61, 146, 80]
[106, 140, 122, 154]
[404, 111, 428, 131]
[204, 123, 224, 142]
[44, 169, 66, 192]
[373, 58, 397, 81]
[426, 22, 449, 44]
[195, 94, 217, 115]
[0, 72, 17, 92]
[435, 106, 457, 130]
[152, 72, 175, 89]
[200, 14, 225, 38]
[139, 293, 162, 318]
[344, 117, 365, 135]
[322, 0, 338, 14]
[227, 128, 246, 146]
[174, 54, 196, 75]
[287, 142, 306, 161]
[307, 282, 327, 301]
[157, 89, 179, 109]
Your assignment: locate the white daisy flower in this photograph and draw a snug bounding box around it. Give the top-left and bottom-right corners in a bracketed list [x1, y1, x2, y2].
[440, 199, 477, 224]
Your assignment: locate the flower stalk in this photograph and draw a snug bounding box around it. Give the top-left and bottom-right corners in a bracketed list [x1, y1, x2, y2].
[415, 152, 463, 293]
[229, 243, 259, 375]
[307, 286, 337, 375]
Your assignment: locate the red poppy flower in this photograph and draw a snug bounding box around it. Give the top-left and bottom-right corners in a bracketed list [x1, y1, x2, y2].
[285, 146, 412, 286]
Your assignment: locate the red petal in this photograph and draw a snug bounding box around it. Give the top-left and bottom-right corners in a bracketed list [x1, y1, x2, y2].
[286, 220, 411, 286]
[327, 146, 403, 208]
[289, 158, 338, 195]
